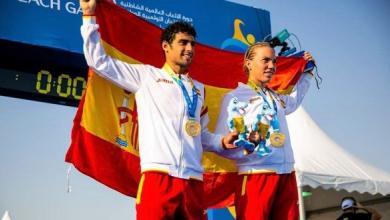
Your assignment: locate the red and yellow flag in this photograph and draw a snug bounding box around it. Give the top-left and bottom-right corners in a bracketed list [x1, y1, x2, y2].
[65, 1, 307, 208]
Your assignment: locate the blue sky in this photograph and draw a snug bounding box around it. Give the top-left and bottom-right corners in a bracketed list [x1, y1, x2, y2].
[1, 0, 390, 219]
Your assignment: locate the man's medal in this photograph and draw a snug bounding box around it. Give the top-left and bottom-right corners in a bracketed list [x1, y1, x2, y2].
[185, 119, 201, 137]
[164, 64, 201, 137]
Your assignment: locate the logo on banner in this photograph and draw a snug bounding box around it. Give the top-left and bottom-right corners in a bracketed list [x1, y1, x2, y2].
[221, 19, 257, 52]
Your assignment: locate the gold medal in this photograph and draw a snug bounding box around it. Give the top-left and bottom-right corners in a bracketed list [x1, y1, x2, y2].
[185, 120, 201, 137]
[270, 132, 285, 148]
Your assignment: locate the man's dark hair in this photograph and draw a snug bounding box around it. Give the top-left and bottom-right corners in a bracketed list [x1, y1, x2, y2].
[160, 21, 197, 44]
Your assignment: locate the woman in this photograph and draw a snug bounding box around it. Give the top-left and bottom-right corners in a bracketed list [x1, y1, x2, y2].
[215, 42, 314, 220]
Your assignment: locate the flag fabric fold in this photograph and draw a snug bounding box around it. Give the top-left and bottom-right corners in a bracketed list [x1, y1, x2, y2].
[65, 1, 307, 208]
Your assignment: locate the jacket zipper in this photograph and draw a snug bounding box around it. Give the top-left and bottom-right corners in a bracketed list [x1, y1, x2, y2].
[178, 86, 185, 177]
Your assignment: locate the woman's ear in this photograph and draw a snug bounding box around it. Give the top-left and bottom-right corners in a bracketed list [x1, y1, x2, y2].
[246, 59, 252, 71]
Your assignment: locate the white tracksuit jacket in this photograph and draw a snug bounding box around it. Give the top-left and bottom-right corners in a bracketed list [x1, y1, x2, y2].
[215, 74, 312, 174]
[81, 17, 224, 180]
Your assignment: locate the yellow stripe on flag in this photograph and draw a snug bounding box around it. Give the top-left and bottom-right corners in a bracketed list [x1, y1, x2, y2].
[204, 85, 231, 131]
[202, 85, 238, 173]
[102, 40, 142, 64]
[81, 74, 139, 155]
[81, 41, 143, 155]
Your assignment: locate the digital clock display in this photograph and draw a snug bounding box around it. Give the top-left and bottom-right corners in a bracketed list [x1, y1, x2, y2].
[0, 67, 87, 107]
[0, 38, 89, 107]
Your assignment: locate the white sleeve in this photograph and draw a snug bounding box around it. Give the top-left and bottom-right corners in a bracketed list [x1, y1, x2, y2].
[200, 110, 225, 153]
[279, 73, 312, 115]
[81, 17, 146, 93]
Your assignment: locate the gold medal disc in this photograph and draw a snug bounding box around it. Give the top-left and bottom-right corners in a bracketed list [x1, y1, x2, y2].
[270, 132, 285, 148]
[185, 120, 201, 137]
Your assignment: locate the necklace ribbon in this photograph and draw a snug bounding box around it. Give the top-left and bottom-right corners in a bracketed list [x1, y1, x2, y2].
[247, 80, 285, 148]
[163, 64, 200, 136]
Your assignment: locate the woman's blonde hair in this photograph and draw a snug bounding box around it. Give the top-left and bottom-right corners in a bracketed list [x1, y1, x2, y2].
[243, 42, 272, 74]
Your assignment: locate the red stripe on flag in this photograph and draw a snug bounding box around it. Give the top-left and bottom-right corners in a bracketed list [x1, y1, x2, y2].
[96, 1, 248, 89]
[96, 1, 307, 90]
[268, 56, 307, 91]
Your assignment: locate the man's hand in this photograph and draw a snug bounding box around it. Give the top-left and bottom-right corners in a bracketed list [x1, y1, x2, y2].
[222, 131, 239, 149]
[80, 0, 96, 15]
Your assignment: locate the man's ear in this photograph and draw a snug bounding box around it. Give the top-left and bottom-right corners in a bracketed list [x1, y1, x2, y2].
[162, 41, 169, 53]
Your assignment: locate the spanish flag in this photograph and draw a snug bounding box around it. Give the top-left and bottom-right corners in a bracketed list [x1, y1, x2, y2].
[65, 1, 308, 208]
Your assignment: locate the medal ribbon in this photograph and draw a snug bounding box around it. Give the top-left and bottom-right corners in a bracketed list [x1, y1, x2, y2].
[163, 64, 198, 119]
[247, 80, 280, 132]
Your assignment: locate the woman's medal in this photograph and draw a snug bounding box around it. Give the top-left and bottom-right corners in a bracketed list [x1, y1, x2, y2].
[270, 116, 285, 147]
[248, 80, 286, 148]
[270, 132, 285, 147]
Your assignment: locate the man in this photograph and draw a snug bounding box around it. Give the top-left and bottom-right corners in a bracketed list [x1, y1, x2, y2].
[337, 197, 382, 220]
[215, 42, 314, 220]
[79, 0, 237, 219]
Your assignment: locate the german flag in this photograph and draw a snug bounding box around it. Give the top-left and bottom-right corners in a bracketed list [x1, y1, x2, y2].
[65, 0, 307, 208]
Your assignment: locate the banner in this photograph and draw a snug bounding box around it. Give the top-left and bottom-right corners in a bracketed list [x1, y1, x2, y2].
[0, 0, 270, 53]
